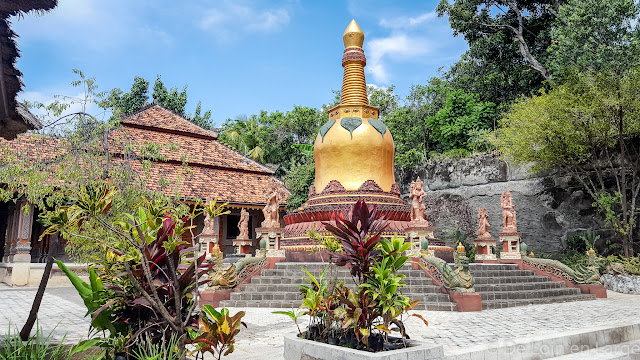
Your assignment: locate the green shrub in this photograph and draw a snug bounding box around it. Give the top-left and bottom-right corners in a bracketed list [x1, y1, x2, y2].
[603, 255, 640, 275]
[0, 325, 95, 360]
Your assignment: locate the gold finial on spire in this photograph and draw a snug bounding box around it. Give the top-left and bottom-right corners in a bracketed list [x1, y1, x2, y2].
[343, 19, 364, 48]
[340, 19, 368, 105]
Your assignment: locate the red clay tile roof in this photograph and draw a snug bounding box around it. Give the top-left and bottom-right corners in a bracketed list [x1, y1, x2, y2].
[120, 104, 217, 140]
[2, 105, 289, 206]
[124, 160, 288, 205]
[0, 133, 63, 163]
[110, 126, 272, 174]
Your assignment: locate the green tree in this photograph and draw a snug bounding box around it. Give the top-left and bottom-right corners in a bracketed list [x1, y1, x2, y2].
[444, 34, 546, 113]
[497, 69, 640, 257]
[219, 115, 268, 162]
[100, 76, 150, 116]
[548, 0, 640, 78]
[102, 75, 215, 129]
[190, 100, 214, 130]
[426, 89, 496, 152]
[152, 75, 188, 115]
[437, 0, 561, 81]
[1, 70, 194, 342]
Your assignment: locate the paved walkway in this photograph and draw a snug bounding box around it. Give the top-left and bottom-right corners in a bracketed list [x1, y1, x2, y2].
[1, 285, 639, 359]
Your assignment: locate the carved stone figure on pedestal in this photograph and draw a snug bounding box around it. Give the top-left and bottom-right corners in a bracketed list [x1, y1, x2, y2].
[262, 180, 281, 228]
[501, 191, 517, 233]
[202, 211, 215, 236]
[409, 177, 427, 224]
[499, 190, 522, 259]
[238, 208, 249, 239]
[477, 207, 491, 239]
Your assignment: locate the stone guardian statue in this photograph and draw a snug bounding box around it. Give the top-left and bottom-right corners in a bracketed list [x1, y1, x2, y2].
[238, 208, 250, 239]
[409, 177, 427, 224]
[501, 190, 517, 233]
[261, 179, 281, 228]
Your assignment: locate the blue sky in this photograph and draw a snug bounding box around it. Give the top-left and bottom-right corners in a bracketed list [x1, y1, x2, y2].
[13, 0, 468, 126]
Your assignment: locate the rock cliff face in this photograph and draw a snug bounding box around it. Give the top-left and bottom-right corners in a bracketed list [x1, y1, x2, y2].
[397, 153, 606, 254]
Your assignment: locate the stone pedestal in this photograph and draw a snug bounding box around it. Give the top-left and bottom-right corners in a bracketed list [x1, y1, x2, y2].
[499, 232, 522, 260]
[474, 238, 497, 262]
[199, 234, 219, 259]
[233, 238, 253, 255]
[256, 227, 284, 258]
[404, 225, 435, 256]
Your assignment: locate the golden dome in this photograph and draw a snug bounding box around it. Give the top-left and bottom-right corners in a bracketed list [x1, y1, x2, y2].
[313, 20, 396, 193]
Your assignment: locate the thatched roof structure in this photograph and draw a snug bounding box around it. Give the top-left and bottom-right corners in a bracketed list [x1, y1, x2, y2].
[0, 0, 57, 140]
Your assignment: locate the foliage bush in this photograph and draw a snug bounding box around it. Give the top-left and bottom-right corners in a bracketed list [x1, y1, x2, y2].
[49, 183, 244, 358]
[276, 200, 428, 352]
[0, 326, 95, 360]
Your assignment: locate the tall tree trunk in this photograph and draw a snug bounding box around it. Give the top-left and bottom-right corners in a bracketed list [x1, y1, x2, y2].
[20, 235, 59, 341]
[20, 257, 54, 340]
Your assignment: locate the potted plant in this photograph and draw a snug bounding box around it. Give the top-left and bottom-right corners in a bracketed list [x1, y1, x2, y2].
[278, 200, 444, 359]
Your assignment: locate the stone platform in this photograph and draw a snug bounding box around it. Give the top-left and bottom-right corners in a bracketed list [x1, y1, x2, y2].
[1, 285, 638, 360]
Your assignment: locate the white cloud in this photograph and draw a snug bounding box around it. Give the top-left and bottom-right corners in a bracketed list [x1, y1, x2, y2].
[11, 1, 173, 52]
[11, 0, 132, 52]
[366, 35, 431, 83]
[198, 1, 290, 40]
[379, 12, 437, 29]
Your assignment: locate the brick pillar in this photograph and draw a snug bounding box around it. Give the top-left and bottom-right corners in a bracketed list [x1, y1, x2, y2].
[13, 202, 33, 263]
[0, 205, 9, 262]
[6, 205, 18, 262]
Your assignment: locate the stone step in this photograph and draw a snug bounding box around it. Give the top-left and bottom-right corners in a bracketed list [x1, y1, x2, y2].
[482, 294, 596, 309]
[470, 269, 537, 277]
[260, 268, 427, 278]
[228, 291, 452, 303]
[474, 275, 551, 284]
[479, 287, 582, 301]
[249, 276, 437, 286]
[468, 263, 519, 270]
[239, 283, 442, 293]
[475, 281, 566, 292]
[549, 339, 640, 359]
[220, 299, 458, 311]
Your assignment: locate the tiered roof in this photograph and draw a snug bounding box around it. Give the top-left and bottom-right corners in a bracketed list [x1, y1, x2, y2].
[2, 104, 289, 207]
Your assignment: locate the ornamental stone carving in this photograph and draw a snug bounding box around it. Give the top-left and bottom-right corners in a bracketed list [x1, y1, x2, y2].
[477, 207, 491, 239]
[501, 190, 518, 233]
[409, 177, 427, 224]
[262, 179, 281, 228]
[202, 211, 215, 236]
[238, 208, 249, 239]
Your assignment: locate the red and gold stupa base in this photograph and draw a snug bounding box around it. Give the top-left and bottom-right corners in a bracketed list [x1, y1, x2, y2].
[282, 180, 412, 250]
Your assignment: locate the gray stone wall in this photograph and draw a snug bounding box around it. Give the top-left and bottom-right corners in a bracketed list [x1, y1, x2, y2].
[396, 153, 606, 254]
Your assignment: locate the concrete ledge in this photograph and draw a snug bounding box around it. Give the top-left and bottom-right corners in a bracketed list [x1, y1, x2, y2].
[0, 262, 89, 286]
[444, 321, 640, 360]
[284, 334, 444, 360]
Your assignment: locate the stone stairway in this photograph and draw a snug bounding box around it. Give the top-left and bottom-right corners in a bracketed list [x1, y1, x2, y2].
[220, 262, 458, 311]
[219, 261, 598, 311]
[470, 263, 597, 309]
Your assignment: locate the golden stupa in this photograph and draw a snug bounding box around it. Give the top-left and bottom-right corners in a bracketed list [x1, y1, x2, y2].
[314, 19, 396, 192]
[281, 20, 410, 250]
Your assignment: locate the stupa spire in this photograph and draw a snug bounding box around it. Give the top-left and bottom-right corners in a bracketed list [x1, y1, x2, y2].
[340, 19, 368, 105]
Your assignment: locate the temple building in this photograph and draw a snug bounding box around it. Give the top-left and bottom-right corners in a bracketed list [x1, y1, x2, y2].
[0, 104, 288, 285]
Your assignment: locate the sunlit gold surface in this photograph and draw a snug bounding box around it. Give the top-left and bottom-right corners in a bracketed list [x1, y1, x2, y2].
[343, 19, 364, 48]
[313, 20, 396, 192]
[314, 118, 394, 192]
